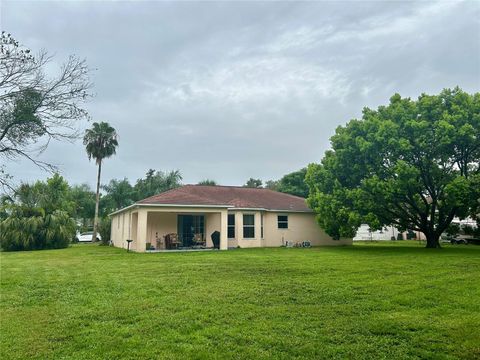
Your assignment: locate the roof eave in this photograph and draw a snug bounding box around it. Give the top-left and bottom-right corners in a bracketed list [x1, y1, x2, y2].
[109, 203, 233, 216]
[109, 203, 314, 217]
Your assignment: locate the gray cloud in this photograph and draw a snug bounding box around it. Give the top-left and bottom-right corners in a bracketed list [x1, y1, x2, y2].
[1, 0, 479, 188]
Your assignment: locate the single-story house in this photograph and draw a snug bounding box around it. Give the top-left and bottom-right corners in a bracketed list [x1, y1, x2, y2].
[110, 185, 351, 252]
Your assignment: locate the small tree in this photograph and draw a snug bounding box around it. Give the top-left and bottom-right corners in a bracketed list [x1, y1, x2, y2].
[83, 122, 118, 243]
[97, 216, 111, 246]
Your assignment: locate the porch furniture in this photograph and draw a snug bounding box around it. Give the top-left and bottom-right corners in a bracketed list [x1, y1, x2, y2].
[155, 232, 165, 250]
[166, 233, 180, 249]
[192, 233, 206, 247]
[211, 231, 220, 249]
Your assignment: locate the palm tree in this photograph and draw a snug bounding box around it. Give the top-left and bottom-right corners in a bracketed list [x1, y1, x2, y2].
[83, 122, 118, 242]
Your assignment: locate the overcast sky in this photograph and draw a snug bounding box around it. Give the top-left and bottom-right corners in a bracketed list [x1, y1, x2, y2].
[1, 0, 479, 189]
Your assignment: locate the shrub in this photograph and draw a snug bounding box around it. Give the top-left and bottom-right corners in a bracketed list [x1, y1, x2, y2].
[98, 217, 111, 246]
[0, 207, 75, 251]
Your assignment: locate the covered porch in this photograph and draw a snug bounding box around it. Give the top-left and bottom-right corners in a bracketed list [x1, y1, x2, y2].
[129, 206, 229, 252]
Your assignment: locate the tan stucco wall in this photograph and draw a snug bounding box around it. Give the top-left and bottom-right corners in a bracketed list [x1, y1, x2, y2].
[146, 212, 177, 249]
[226, 210, 351, 247]
[111, 210, 135, 250]
[205, 213, 220, 247]
[109, 206, 351, 252]
[263, 212, 351, 246]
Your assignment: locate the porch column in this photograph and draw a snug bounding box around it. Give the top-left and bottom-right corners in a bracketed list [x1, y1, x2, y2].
[254, 212, 262, 242]
[136, 210, 148, 252]
[235, 211, 243, 240]
[220, 209, 228, 250]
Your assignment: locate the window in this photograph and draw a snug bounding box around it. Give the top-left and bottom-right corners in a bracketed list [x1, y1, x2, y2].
[192, 215, 204, 238]
[228, 214, 235, 238]
[243, 214, 255, 238]
[261, 213, 264, 238]
[278, 215, 288, 229]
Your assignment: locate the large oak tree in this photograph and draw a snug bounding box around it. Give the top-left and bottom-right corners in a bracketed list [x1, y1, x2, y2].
[306, 88, 479, 248]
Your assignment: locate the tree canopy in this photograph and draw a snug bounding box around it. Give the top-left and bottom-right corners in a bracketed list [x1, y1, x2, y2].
[70, 184, 96, 221]
[12, 173, 74, 216]
[306, 88, 479, 248]
[134, 169, 182, 200]
[197, 179, 217, 186]
[101, 178, 134, 212]
[277, 168, 309, 198]
[244, 178, 263, 188]
[83, 122, 118, 165]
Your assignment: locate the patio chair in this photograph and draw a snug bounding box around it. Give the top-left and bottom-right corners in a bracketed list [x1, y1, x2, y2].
[192, 233, 206, 248]
[166, 233, 180, 249]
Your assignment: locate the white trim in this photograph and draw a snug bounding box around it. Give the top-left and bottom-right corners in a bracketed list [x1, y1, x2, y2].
[229, 208, 313, 213]
[230, 207, 267, 211]
[109, 203, 232, 216]
[267, 209, 313, 213]
[142, 203, 232, 209]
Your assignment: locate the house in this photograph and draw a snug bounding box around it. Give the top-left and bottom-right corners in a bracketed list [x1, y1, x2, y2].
[109, 185, 352, 252]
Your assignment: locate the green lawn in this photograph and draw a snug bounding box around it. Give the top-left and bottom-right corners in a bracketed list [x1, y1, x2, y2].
[1, 242, 479, 359]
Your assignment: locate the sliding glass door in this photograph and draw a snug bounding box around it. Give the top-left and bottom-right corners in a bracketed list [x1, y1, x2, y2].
[177, 215, 205, 247]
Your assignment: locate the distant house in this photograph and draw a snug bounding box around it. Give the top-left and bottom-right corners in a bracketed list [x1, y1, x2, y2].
[110, 185, 351, 252]
[353, 224, 400, 241]
[353, 224, 427, 241]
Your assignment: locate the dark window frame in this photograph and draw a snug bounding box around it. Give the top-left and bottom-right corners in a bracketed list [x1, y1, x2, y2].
[261, 213, 264, 238]
[277, 215, 288, 229]
[243, 214, 255, 239]
[228, 214, 235, 239]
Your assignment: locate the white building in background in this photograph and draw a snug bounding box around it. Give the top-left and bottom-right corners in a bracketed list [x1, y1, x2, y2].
[450, 217, 477, 228]
[354, 217, 479, 242]
[353, 224, 400, 241]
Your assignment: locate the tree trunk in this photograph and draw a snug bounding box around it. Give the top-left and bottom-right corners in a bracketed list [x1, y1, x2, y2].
[92, 160, 102, 242]
[425, 231, 441, 248]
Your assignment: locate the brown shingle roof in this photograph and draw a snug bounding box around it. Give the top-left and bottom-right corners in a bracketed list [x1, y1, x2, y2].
[136, 185, 312, 212]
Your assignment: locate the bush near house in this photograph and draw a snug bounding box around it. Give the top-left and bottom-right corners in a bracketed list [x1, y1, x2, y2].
[98, 216, 111, 246]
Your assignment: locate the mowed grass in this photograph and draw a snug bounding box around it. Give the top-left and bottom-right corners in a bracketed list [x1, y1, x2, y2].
[1, 242, 479, 359]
